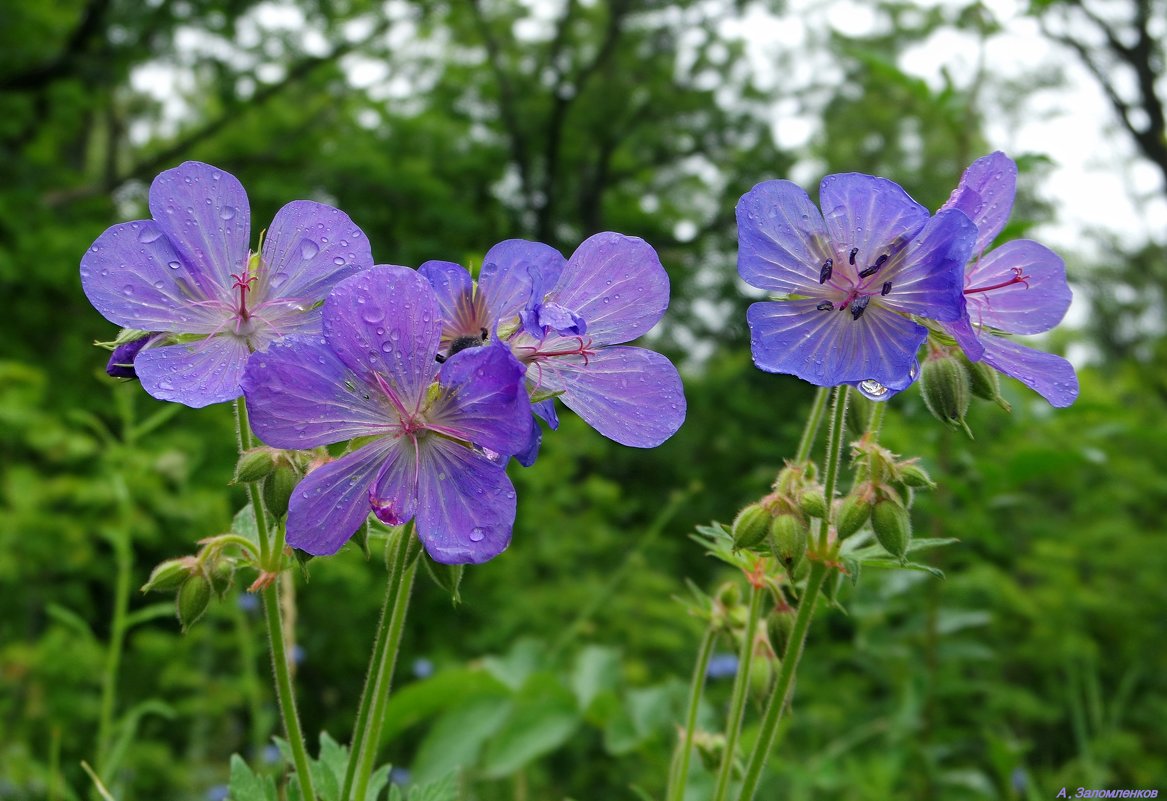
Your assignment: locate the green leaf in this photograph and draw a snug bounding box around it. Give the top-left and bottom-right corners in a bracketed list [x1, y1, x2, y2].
[123, 602, 178, 630]
[228, 754, 278, 801]
[45, 603, 96, 640]
[412, 696, 511, 784]
[570, 645, 622, 714]
[407, 770, 459, 801]
[861, 559, 946, 579]
[379, 667, 510, 744]
[479, 672, 581, 778]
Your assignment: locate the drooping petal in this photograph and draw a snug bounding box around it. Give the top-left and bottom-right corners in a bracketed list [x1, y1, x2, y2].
[532, 346, 685, 447]
[106, 334, 156, 379]
[879, 208, 976, 323]
[548, 233, 669, 345]
[148, 162, 251, 292]
[941, 151, 1016, 257]
[514, 418, 543, 468]
[80, 220, 225, 332]
[964, 240, 1070, 334]
[418, 260, 477, 339]
[943, 316, 987, 362]
[286, 439, 400, 556]
[323, 265, 441, 409]
[480, 239, 565, 324]
[747, 299, 926, 389]
[134, 335, 250, 407]
[368, 437, 420, 526]
[979, 334, 1079, 407]
[426, 342, 531, 457]
[414, 438, 516, 564]
[819, 173, 930, 274]
[532, 398, 559, 429]
[242, 336, 394, 449]
[259, 201, 371, 302]
[736, 179, 832, 293]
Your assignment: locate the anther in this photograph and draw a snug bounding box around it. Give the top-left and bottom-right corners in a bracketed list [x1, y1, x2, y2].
[816, 300, 834, 311]
[849, 296, 870, 320]
[849, 247, 858, 265]
[434, 353, 446, 363]
[881, 281, 892, 296]
[858, 254, 889, 279]
[819, 258, 833, 284]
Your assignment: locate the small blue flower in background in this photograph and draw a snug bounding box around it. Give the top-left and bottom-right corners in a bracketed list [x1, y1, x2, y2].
[412, 657, 435, 679]
[81, 161, 372, 407]
[206, 785, 229, 801]
[706, 652, 739, 680]
[389, 767, 411, 786]
[737, 174, 977, 398]
[262, 743, 282, 764]
[236, 592, 259, 614]
[1011, 766, 1028, 793]
[290, 644, 306, 665]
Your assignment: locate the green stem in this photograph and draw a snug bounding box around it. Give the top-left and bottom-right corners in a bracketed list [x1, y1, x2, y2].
[666, 625, 718, 801]
[866, 397, 887, 439]
[349, 526, 420, 801]
[231, 593, 268, 758]
[711, 583, 764, 801]
[794, 387, 830, 463]
[819, 387, 850, 551]
[94, 477, 133, 779]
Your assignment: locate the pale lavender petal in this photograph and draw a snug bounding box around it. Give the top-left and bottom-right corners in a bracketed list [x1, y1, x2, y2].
[943, 316, 987, 362]
[415, 438, 516, 564]
[80, 220, 225, 332]
[536, 302, 586, 335]
[548, 233, 669, 345]
[747, 300, 926, 389]
[964, 240, 1070, 334]
[418, 260, 476, 336]
[819, 173, 929, 274]
[533, 346, 685, 447]
[134, 335, 250, 407]
[426, 342, 531, 456]
[368, 438, 420, 526]
[286, 439, 399, 556]
[940, 152, 1016, 257]
[532, 398, 559, 429]
[979, 335, 1079, 407]
[242, 336, 394, 449]
[736, 179, 832, 293]
[323, 265, 441, 408]
[879, 209, 976, 322]
[259, 201, 371, 302]
[480, 239, 564, 323]
[149, 162, 250, 291]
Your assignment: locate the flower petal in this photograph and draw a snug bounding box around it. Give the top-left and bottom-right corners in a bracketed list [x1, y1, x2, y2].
[533, 346, 686, 447]
[323, 265, 441, 409]
[242, 336, 394, 449]
[941, 151, 1016, 257]
[819, 173, 929, 275]
[149, 162, 251, 292]
[747, 299, 926, 389]
[943, 316, 987, 362]
[879, 208, 976, 322]
[427, 342, 531, 456]
[979, 334, 1079, 407]
[259, 201, 372, 303]
[548, 233, 669, 345]
[369, 438, 420, 526]
[480, 239, 564, 324]
[287, 440, 399, 556]
[415, 438, 516, 564]
[134, 335, 250, 407]
[418, 260, 476, 340]
[964, 240, 1070, 334]
[80, 220, 225, 332]
[736, 179, 832, 293]
[514, 418, 543, 468]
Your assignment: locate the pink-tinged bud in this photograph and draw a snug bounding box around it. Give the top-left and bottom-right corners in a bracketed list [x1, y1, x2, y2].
[233, 448, 278, 484]
[897, 463, 935, 490]
[141, 557, 196, 593]
[871, 499, 912, 560]
[732, 503, 772, 551]
[176, 574, 212, 631]
[835, 494, 871, 539]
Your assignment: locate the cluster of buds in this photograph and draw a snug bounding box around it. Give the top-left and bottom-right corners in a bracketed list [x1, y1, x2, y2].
[233, 446, 314, 518]
[140, 533, 255, 630]
[730, 462, 823, 579]
[919, 345, 1011, 437]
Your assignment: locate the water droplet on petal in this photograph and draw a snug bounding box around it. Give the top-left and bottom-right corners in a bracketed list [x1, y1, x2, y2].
[167, 260, 181, 270]
[300, 239, 320, 259]
[857, 379, 889, 400]
[469, 527, 485, 542]
[137, 227, 163, 244]
[271, 272, 289, 288]
[220, 205, 237, 220]
[333, 256, 346, 266]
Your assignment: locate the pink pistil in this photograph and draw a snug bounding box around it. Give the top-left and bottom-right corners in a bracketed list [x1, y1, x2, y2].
[965, 267, 1029, 296]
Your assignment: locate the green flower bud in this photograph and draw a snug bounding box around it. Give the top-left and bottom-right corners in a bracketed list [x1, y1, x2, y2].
[897, 463, 936, 490]
[176, 574, 212, 631]
[233, 448, 277, 484]
[262, 464, 300, 519]
[835, 494, 871, 539]
[799, 488, 827, 519]
[770, 514, 808, 569]
[731, 503, 772, 551]
[920, 355, 973, 437]
[767, 605, 796, 654]
[749, 646, 776, 701]
[141, 557, 195, 593]
[715, 581, 742, 610]
[871, 499, 912, 560]
[208, 559, 234, 599]
[962, 354, 1012, 412]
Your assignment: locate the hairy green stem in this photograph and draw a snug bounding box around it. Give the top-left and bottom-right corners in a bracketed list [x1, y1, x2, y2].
[794, 387, 831, 463]
[711, 583, 764, 801]
[666, 625, 718, 801]
[94, 479, 133, 779]
[819, 387, 850, 550]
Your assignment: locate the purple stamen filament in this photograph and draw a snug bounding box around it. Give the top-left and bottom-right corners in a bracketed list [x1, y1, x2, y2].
[965, 267, 1029, 295]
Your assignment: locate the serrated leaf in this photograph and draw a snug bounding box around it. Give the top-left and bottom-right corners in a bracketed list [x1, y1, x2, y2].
[408, 771, 459, 801]
[228, 755, 278, 801]
[861, 558, 946, 579]
[479, 673, 581, 778]
[231, 504, 274, 550]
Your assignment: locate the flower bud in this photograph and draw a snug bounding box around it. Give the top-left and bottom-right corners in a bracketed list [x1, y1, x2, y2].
[141, 557, 195, 593]
[769, 514, 808, 570]
[962, 355, 1012, 412]
[105, 334, 153, 379]
[176, 574, 212, 631]
[715, 581, 742, 610]
[731, 503, 771, 551]
[262, 463, 300, 519]
[897, 463, 936, 490]
[920, 355, 973, 436]
[749, 646, 776, 701]
[208, 559, 235, 599]
[871, 499, 912, 560]
[835, 494, 871, 539]
[799, 488, 827, 519]
[233, 448, 277, 484]
[767, 605, 796, 654]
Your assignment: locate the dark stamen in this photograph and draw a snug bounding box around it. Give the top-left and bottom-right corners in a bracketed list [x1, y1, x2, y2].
[816, 300, 834, 311]
[857, 255, 889, 279]
[881, 281, 892, 296]
[849, 296, 870, 320]
[849, 247, 858, 265]
[819, 258, 833, 284]
[434, 353, 446, 363]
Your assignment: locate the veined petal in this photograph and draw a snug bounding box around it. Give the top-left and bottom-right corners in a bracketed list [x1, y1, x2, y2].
[480, 239, 564, 324]
[548, 233, 669, 345]
[80, 220, 225, 332]
[134, 335, 250, 407]
[259, 201, 371, 303]
[964, 240, 1070, 334]
[415, 438, 516, 564]
[879, 208, 976, 322]
[149, 162, 251, 292]
[819, 173, 929, 274]
[736, 179, 832, 293]
[287, 439, 400, 556]
[747, 299, 926, 389]
[514, 418, 543, 468]
[369, 436, 420, 527]
[323, 266, 441, 409]
[979, 334, 1079, 407]
[427, 342, 531, 456]
[943, 316, 987, 362]
[532, 346, 685, 447]
[941, 152, 1016, 257]
[419, 260, 477, 340]
[242, 336, 394, 449]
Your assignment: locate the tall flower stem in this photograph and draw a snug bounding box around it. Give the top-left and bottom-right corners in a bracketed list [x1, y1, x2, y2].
[711, 582, 764, 801]
[666, 625, 718, 801]
[94, 475, 133, 779]
[736, 387, 848, 801]
[794, 387, 831, 463]
[234, 400, 316, 801]
[347, 525, 420, 801]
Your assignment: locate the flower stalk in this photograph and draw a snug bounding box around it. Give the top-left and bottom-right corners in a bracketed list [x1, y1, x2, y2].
[666, 624, 718, 801]
[711, 581, 765, 801]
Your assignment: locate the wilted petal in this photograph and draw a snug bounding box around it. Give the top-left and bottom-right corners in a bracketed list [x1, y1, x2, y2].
[880, 208, 976, 322]
[979, 335, 1078, 408]
[259, 201, 371, 302]
[964, 240, 1070, 334]
[242, 336, 393, 449]
[736, 179, 832, 293]
[941, 152, 1016, 257]
[819, 173, 929, 273]
[415, 438, 516, 564]
[134, 335, 250, 407]
[426, 342, 531, 457]
[480, 239, 564, 324]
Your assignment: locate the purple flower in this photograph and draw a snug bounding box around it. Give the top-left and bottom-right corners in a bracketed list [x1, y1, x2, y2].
[81, 161, 371, 407]
[939, 152, 1079, 407]
[241, 266, 532, 563]
[737, 174, 977, 397]
[421, 233, 686, 459]
[105, 333, 156, 379]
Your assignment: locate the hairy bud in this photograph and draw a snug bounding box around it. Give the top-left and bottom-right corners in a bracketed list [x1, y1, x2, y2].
[731, 503, 772, 551]
[962, 354, 1012, 412]
[897, 463, 936, 490]
[233, 448, 278, 484]
[141, 557, 195, 593]
[921, 355, 973, 437]
[835, 494, 871, 539]
[770, 514, 808, 570]
[799, 487, 827, 519]
[176, 574, 212, 631]
[871, 499, 912, 560]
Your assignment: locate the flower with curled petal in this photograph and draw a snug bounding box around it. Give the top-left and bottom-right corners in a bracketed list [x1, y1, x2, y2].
[939, 152, 1078, 407]
[80, 161, 371, 407]
[242, 265, 532, 563]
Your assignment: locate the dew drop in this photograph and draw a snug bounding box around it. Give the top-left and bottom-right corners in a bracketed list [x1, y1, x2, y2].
[362, 306, 385, 324]
[300, 239, 320, 259]
[167, 260, 181, 270]
[332, 256, 346, 266]
[469, 527, 485, 542]
[122, 284, 134, 296]
[857, 379, 889, 400]
[220, 205, 237, 220]
[271, 272, 289, 288]
[137, 227, 164, 244]
[380, 342, 394, 353]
